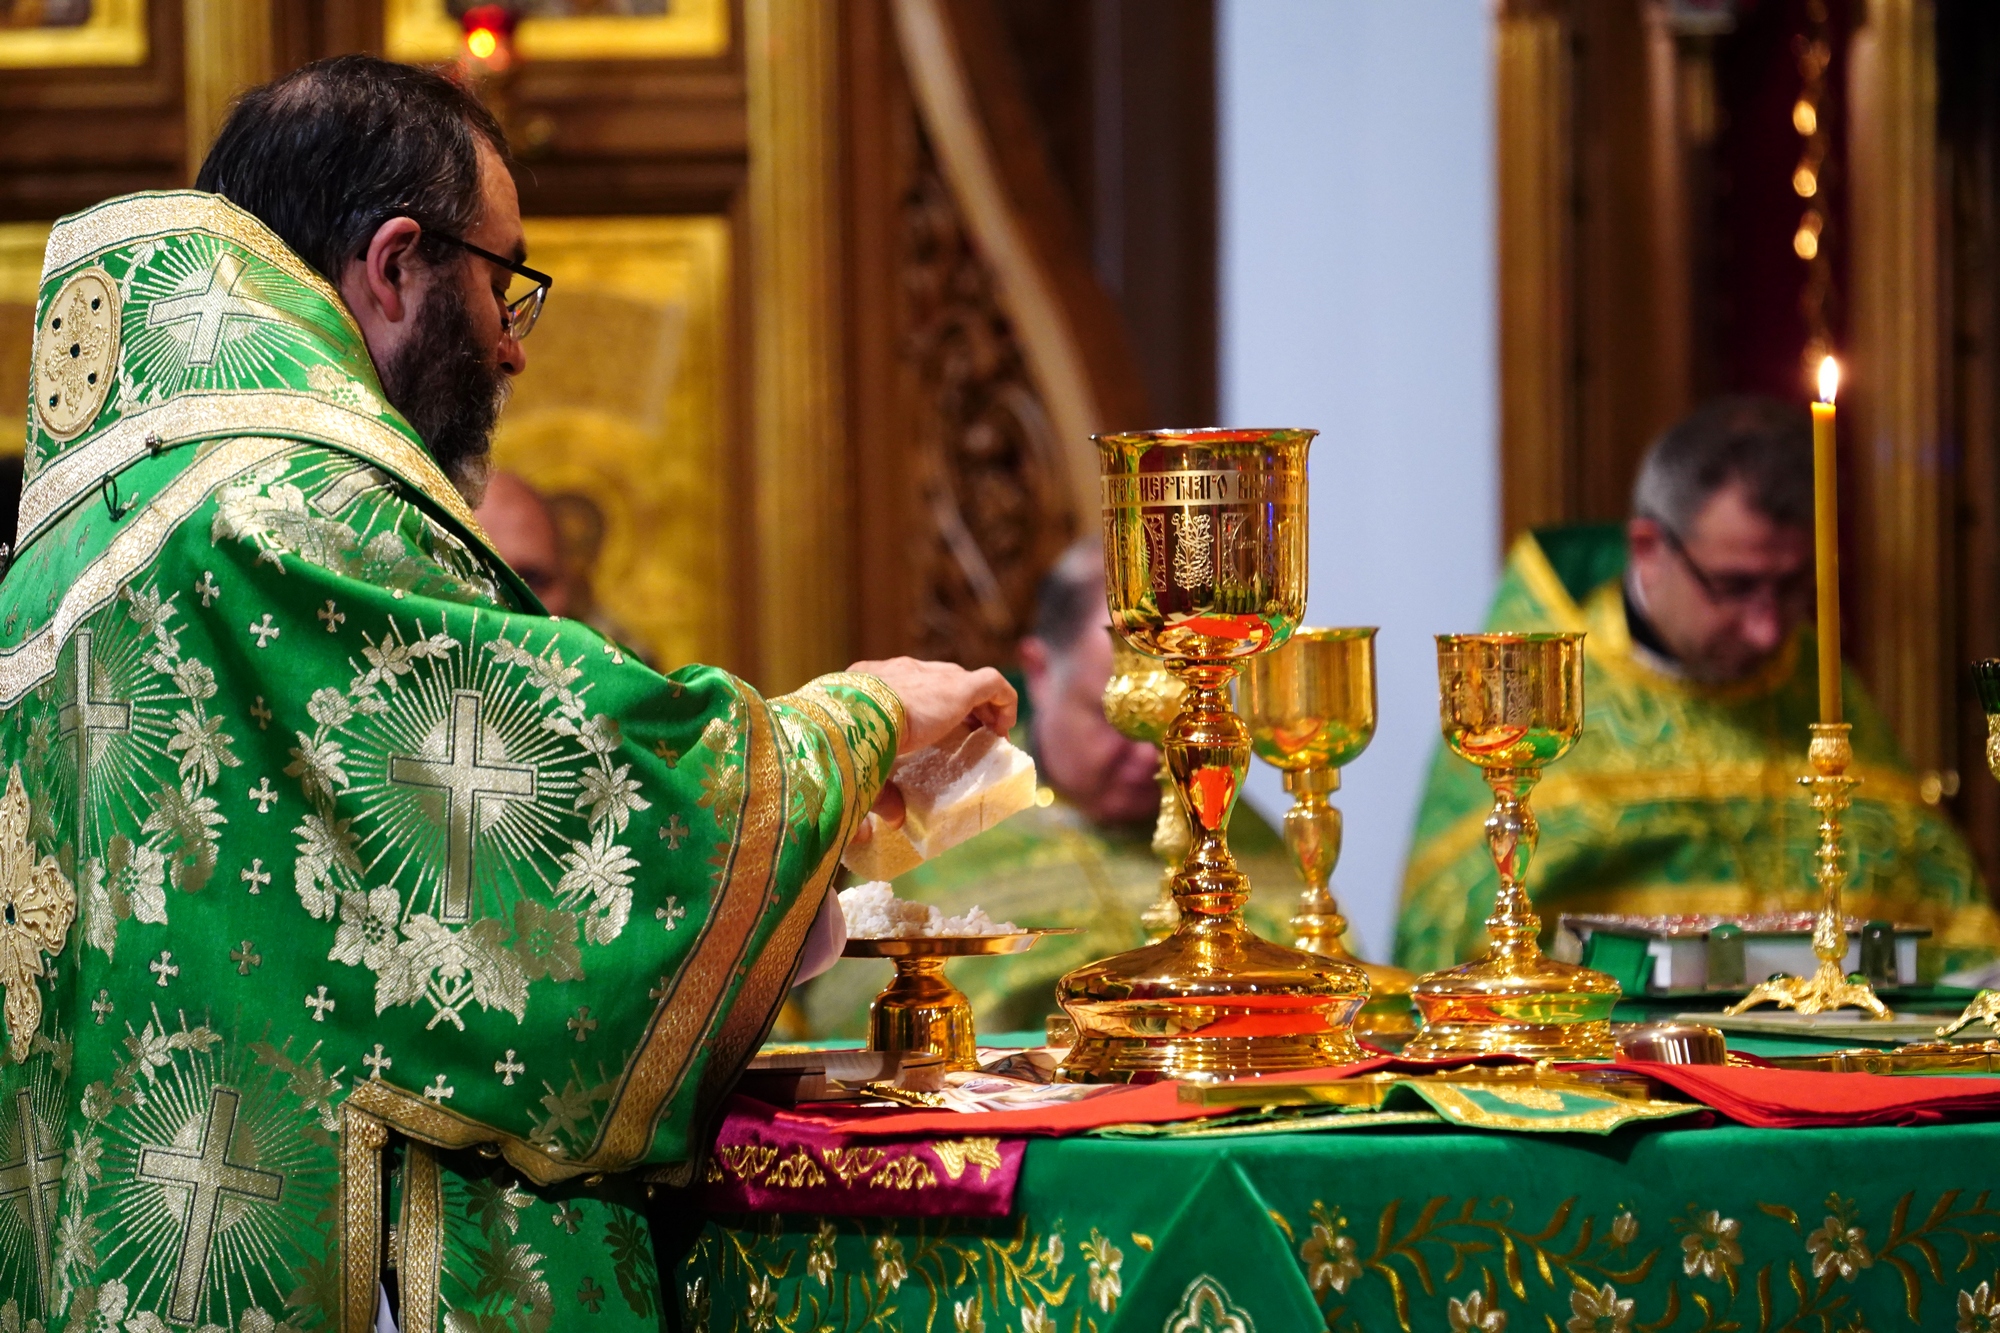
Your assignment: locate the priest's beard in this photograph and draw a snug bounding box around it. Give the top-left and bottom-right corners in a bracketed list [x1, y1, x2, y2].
[379, 278, 510, 506]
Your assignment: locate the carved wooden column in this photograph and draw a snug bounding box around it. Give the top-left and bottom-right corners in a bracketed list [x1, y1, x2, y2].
[747, 0, 851, 689]
[1849, 0, 1947, 769]
[1494, 0, 1575, 544]
[184, 0, 273, 176]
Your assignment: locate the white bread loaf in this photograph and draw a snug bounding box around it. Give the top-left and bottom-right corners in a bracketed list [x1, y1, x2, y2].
[841, 727, 1037, 881]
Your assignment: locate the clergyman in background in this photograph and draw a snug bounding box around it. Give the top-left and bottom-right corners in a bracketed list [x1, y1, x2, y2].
[1395, 397, 2000, 981]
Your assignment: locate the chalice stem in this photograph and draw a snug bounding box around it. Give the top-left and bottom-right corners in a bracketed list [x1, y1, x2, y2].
[1283, 768, 1350, 954]
[1483, 766, 1543, 954]
[1164, 661, 1249, 918]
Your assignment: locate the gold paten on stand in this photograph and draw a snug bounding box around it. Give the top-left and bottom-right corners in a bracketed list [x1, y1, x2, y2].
[847, 931, 1073, 1071]
[1238, 627, 1416, 1043]
[1406, 633, 1621, 1061]
[1101, 631, 1189, 941]
[1724, 723, 1890, 1019]
[1057, 427, 1368, 1084]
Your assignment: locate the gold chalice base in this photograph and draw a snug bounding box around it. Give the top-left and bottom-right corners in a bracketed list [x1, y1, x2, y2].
[846, 930, 1074, 1072]
[1405, 952, 1620, 1061]
[1353, 961, 1419, 1044]
[1057, 918, 1371, 1083]
[1294, 931, 1417, 1044]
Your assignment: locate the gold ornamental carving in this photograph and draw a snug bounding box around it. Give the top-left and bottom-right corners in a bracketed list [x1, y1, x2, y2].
[0, 764, 74, 1062]
[31, 267, 121, 443]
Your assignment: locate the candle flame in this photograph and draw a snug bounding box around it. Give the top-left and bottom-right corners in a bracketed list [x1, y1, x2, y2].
[1818, 356, 1840, 405]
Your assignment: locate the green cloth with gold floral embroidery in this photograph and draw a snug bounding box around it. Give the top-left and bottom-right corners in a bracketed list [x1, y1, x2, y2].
[1394, 525, 2000, 978]
[684, 1118, 2000, 1332]
[0, 190, 900, 1333]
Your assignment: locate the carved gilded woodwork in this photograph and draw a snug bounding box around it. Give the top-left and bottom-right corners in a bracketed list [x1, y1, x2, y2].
[901, 143, 1073, 667]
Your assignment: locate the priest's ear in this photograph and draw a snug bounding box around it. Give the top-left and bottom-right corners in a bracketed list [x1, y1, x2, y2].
[339, 216, 430, 353]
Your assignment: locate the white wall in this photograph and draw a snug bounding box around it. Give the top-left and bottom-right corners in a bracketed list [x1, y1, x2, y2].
[1221, 0, 1499, 963]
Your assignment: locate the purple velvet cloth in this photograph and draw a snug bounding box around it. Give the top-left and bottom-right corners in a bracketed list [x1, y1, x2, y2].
[701, 1095, 1025, 1217]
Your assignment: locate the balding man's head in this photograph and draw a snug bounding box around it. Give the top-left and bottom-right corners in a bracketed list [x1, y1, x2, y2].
[476, 471, 570, 615]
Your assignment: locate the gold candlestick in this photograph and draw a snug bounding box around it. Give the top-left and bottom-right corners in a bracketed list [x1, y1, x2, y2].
[1932, 659, 2000, 1038]
[1405, 633, 1622, 1060]
[1057, 428, 1369, 1083]
[1725, 358, 1890, 1020]
[1101, 630, 1189, 941]
[1238, 627, 1416, 1044]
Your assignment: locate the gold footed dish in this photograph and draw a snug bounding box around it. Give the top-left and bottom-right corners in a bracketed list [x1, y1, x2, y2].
[1058, 427, 1368, 1083]
[1239, 626, 1417, 1046]
[1405, 633, 1621, 1061]
[1723, 723, 1890, 1021]
[846, 931, 1074, 1071]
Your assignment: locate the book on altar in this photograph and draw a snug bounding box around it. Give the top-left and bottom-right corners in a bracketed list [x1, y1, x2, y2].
[840, 726, 1037, 881]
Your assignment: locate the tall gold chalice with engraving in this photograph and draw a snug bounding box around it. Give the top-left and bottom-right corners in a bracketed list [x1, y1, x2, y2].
[1102, 630, 1189, 940]
[1405, 632, 1621, 1060]
[1057, 428, 1369, 1083]
[1238, 627, 1416, 1044]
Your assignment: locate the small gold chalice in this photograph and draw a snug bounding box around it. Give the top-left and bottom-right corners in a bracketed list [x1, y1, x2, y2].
[1101, 630, 1189, 940]
[1238, 627, 1417, 1044]
[1057, 428, 1369, 1083]
[1405, 632, 1621, 1060]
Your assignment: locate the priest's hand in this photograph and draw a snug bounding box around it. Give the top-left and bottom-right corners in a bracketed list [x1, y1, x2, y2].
[847, 657, 1018, 754]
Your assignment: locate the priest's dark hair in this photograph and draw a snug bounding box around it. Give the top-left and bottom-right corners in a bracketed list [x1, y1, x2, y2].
[1031, 540, 1108, 654]
[1631, 395, 1814, 535]
[195, 54, 510, 286]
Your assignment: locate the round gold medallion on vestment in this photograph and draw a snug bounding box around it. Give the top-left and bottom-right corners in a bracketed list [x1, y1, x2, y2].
[32, 267, 121, 441]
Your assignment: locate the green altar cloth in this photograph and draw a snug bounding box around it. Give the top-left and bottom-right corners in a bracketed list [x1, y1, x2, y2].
[684, 1116, 2000, 1332]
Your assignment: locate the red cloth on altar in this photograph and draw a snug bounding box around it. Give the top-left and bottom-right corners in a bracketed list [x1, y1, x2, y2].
[779, 1056, 1533, 1138]
[1618, 1060, 2000, 1127]
[703, 1096, 1027, 1217]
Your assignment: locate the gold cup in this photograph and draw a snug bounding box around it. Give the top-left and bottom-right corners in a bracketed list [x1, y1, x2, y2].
[1238, 627, 1417, 1044]
[1057, 428, 1369, 1083]
[1102, 630, 1191, 940]
[1405, 632, 1621, 1060]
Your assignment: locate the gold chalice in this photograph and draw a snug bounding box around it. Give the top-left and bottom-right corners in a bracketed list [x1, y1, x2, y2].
[1102, 629, 1189, 940]
[1238, 627, 1417, 1044]
[1405, 632, 1621, 1060]
[1057, 428, 1369, 1083]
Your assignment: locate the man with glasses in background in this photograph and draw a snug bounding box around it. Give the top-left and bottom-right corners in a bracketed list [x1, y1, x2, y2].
[1395, 397, 2000, 980]
[0, 54, 1015, 1332]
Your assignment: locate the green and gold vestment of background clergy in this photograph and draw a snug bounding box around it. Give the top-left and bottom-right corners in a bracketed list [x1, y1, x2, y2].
[0, 191, 901, 1333]
[1395, 525, 2000, 978]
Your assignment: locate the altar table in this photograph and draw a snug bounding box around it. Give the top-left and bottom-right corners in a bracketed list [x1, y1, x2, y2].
[679, 1023, 2000, 1332]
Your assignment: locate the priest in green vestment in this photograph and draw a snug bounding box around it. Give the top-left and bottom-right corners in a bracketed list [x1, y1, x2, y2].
[0, 56, 1017, 1333]
[1396, 397, 2000, 979]
[799, 543, 1299, 1040]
